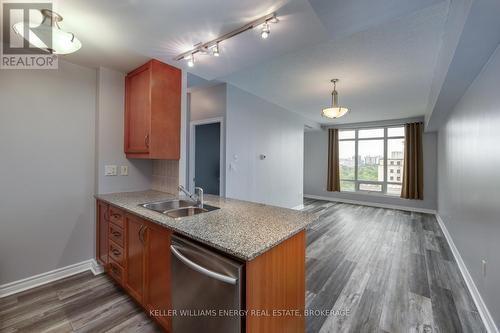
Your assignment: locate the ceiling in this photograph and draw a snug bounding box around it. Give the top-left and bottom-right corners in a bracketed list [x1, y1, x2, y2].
[19, 0, 451, 125]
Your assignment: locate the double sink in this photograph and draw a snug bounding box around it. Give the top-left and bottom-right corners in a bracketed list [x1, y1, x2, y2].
[140, 199, 219, 219]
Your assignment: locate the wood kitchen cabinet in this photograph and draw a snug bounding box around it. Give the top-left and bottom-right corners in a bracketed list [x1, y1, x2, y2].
[125, 214, 147, 303]
[124, 59, 181, 160]
[96, 200, 109, 266]
[144, 222, 173, 331]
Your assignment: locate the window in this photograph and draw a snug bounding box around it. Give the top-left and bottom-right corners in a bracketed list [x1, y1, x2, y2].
[338, 126, 405, 196]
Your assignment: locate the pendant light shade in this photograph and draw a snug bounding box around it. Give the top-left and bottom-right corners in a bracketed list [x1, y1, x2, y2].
[12, 9, 81, 55]
[321, 79, 350, 119]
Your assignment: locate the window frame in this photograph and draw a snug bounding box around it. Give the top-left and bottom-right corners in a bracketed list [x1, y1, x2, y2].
[338, 126, 405, 196]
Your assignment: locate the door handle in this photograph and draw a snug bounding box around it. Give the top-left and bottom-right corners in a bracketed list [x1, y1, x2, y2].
[145, 134, 150, 148]
[170, 245, 237, 285]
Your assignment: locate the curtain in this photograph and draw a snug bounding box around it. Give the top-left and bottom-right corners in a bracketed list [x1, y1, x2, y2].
[327, 128, 341, 192]
[401, 122, 423, 199]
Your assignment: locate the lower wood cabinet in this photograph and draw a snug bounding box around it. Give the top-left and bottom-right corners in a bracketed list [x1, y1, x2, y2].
[144, 222, 172, 331]
[96, 200, 109, 266]
[96, 200, 172, 332]
[125, 214, 146, 302]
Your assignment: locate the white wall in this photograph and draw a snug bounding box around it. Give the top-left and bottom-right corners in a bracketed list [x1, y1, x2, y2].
[0, 61, 97, 284]
[225, 84, 304, 209]
[437, 43, 500, 327]
[96, 67, 152, 194]
[304, 128, 437, 211]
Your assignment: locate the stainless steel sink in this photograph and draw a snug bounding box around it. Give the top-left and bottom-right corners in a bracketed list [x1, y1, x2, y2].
[140, 199, 196, 213]
[140, 199, 219, 218]
[166, 204, 219, 219]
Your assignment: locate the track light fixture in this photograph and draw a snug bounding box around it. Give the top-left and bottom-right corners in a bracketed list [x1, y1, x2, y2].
[212, 43, 220, 57]
[261, 22, 270, 39]
[186, 54, 195, 67]
[176, 12, 279, 67]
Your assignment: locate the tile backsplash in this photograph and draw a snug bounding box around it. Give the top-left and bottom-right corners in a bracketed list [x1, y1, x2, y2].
[151, 160, 179, 195]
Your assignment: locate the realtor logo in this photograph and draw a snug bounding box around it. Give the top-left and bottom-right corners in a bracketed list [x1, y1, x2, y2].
[1, 2, 58, 69]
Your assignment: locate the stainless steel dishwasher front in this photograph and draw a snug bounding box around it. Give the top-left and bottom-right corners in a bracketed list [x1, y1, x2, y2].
[170, 234, 244, 333]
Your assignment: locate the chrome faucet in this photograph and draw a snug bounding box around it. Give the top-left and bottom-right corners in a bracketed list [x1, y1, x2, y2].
[178, 185, 204, 208]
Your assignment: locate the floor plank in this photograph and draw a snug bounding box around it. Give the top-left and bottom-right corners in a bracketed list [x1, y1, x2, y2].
[0, 199, 486, 333]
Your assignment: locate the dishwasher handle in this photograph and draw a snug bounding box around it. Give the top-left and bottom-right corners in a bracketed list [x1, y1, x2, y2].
[170, 245, 238, 285]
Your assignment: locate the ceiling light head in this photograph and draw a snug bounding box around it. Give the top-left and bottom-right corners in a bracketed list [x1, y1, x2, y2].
[12, 9, 81, 55]
[261, 22, 270, 39]
[186, 54, 195, 67]
[212, 43, 220, 57]
[321, 79, 350, 119]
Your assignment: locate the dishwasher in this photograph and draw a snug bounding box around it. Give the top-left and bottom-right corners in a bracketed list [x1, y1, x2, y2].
[170, 234, 244, 333]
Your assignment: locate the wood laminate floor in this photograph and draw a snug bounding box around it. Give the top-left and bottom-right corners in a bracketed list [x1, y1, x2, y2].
[0, 199, 486, 333]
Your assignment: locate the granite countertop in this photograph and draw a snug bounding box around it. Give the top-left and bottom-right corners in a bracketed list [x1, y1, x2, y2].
[95, 190, 316, 261]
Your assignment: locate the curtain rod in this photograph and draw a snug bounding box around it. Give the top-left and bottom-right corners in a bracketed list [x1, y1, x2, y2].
[321, 116, 424, 130]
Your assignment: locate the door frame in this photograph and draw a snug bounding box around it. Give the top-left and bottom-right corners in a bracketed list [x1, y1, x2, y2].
[189, 117, 225, 196]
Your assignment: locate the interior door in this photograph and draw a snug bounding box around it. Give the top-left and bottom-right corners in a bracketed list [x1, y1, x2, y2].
[96, 201, 108, 266]
[125, 215, 146, 302]
[125, 67, 150, 153]
[194, 122, 221, 195]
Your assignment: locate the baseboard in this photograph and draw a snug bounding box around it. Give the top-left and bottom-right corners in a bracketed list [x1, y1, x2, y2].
[435, 214, 499, 333]
[304, 194, 437, 214]
[0, 259, 105, 298]
[291, 204, 305, 210]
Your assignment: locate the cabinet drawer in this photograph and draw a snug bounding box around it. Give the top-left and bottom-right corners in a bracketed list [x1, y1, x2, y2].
[109, 240, 124, 266]
[108, 259, 124, 284]
[109, 206, 124, 228]
[109, 223, 124, 247]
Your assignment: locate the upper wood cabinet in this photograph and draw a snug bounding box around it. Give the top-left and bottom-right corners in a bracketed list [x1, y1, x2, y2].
[124, 59, 181, 159]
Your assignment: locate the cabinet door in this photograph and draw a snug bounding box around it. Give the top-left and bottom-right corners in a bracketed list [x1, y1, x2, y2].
[145, 223, 172, 331]
[125, 215, 146, 302]
[125, 65, 151, 154]
[96, 200, 108, 266]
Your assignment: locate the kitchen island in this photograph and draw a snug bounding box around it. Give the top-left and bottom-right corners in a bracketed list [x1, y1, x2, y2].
[95, 190, 316, 333]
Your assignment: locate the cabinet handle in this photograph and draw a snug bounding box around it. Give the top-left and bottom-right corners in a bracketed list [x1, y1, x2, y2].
[104, 210, 109, 222]
[112, 249, 120, 256]
[112, 213, 121, 220]
[111, 265, 119, 275]
[145, 134, 150, 148]
[139, 225, 147, 245]
[112, 231, 121, 237]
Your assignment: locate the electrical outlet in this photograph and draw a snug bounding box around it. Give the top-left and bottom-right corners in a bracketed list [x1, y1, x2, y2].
[482, 259, 487, 277]
[104, 165, 117, 176]
[120, 165, 128, 176]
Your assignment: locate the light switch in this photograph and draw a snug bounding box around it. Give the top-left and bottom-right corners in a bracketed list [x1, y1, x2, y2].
[120, 165, 129, 176]
[104, 165, 117, 176]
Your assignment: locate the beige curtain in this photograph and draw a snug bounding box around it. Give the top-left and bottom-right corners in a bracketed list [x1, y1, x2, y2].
[401, 122, 423, 199]
[327, 128, 341, 192]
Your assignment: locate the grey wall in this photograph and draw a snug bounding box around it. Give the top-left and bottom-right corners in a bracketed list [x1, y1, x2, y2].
[187, 83, 227, 194]
[304, 129, 437, 211]
[189, 83, 226, 121]
[437, 43, 500, 326]
[225, 84, 304, 209]
[0, 61, 97, 284]
[96, 67, 152, 194]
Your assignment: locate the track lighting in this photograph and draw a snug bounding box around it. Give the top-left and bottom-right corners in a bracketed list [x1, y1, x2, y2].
[261, 22, 270, 39]
[186, 54, 195, 67]
[174, 12, 279, 66]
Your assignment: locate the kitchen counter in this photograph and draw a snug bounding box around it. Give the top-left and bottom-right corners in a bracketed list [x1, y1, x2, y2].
[95, 190, 316, 261]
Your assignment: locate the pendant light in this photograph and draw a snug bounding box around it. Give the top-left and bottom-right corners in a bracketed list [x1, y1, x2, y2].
[321, 79, 350, 119]
[13, 9, 81, 55]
